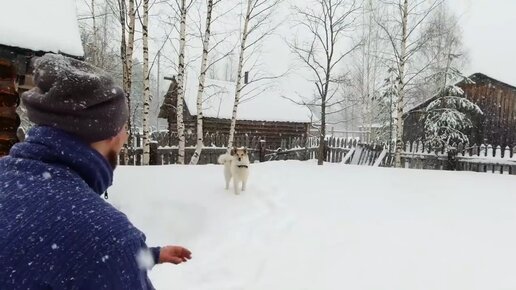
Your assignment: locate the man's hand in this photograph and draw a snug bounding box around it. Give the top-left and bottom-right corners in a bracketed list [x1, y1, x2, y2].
[159, 246, 192, 264]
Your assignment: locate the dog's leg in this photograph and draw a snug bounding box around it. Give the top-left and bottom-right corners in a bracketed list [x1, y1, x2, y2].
[242, 179, 246, 192]
[225, 175, 230, 190]
[224, 165, 231, 190]
[233, 179, 240, 195]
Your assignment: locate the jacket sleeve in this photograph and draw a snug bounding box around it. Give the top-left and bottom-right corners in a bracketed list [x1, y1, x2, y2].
[78, 240, 156, 290]
[150, 246, 161, 265]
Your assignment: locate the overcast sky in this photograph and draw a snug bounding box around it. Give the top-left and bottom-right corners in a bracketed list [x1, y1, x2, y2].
[75, 0, 516, 87]
[450, 0, 516, 85]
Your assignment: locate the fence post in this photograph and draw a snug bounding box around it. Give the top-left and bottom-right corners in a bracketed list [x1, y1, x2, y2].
[259, 139, 266, 162]
[149, 142, 160, 165]
[446, 147, 458, 171]
[303, 138, 309, 161]
[119, 148, 126, 165]
[324, 139, 329, 161]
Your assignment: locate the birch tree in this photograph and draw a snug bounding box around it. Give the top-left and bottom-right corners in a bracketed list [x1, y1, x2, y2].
[189, 0, 220, 165]
[175, 0, 193, 164]
[227, 0, 282, 149]
[415, 4, 466, 105]
[91, 0, 99, 66]
[289, 0, 361, 165]
[116, 0, 137, 154]
[79, 0, 119, 73]
[142, 0, 151, 165]
[376, 0, 443, 167]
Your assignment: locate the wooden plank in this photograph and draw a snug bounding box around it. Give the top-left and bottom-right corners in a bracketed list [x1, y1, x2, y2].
[373, 147, 387, 167]
[341, 148, 354, 164]
[350, 146, 363, 165]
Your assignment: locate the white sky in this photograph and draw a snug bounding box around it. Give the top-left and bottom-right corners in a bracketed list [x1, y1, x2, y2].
[450, 0, 516, 86]
[74, 0, 516, 91]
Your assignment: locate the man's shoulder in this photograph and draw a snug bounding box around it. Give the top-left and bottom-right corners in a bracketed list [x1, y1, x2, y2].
[71, 197, 146, 246]
[0, 155, 83, 187]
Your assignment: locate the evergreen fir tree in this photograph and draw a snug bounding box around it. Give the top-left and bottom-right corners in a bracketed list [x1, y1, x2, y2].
[423, 78, 482, 150]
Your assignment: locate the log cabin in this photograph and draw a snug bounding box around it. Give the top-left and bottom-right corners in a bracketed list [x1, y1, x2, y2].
[0, 0, 84, 156]
[159, 75, 312, 149]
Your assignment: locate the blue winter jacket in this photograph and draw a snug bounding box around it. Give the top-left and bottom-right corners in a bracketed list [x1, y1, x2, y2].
[0, 126, 160, 289]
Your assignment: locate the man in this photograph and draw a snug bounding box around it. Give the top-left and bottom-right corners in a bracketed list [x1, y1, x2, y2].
[0, 54, 191, 289]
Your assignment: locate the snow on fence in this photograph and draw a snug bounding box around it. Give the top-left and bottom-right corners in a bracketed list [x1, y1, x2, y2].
[260, 137, 516, 175]
[120, 134, 516, 175]
[120, 144, 260, 166]
[387, 141, 516, 174]
[120, 132, 266, 165]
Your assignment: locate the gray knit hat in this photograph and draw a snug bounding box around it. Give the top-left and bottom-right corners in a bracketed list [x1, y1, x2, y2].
[21, 53, 128, 143]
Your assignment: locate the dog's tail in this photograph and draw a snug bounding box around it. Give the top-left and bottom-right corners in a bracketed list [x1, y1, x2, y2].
[218, 154, 231, 164]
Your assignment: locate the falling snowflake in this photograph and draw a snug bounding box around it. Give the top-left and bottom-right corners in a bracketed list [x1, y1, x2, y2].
[42, 172, 52, 180]
[51, 244, 58, 250]
[136, 249, 155, 269]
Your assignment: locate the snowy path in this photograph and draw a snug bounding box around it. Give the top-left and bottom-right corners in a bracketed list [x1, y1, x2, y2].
[110, 161, 516, 290]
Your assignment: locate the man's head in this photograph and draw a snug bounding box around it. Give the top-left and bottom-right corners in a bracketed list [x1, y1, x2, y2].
[21, 53, 129, 168]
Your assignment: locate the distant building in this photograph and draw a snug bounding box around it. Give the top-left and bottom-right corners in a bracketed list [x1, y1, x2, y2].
[404, 73, 516, 147]
[159, 74, 312, 149]
[0, 0, 84, 156]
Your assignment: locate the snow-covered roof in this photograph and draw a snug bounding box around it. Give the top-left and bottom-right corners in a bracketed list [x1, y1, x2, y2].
[183, 75, 311, 123]
[0, 0, 84, 57]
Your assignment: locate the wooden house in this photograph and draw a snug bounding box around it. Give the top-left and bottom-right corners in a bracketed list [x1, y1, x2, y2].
[0, 0, 84, 156]
[404, 73, 516, 147]
[159, 75, 312, 149]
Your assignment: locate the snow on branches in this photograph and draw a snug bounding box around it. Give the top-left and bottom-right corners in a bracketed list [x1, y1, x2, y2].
[423, 83, 482, 150]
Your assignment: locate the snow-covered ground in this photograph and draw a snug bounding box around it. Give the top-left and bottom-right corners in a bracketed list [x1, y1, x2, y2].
[110, 161, 516, 290]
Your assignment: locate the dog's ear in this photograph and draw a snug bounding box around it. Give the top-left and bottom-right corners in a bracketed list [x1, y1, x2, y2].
[230, 147, 236, 156]
[243, 147, 247, 154]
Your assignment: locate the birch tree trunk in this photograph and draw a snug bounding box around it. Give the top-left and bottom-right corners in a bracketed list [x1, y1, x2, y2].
[125, 0, 136, 157]
[376, 0, 444, 167]
[227, 0, 251, 150]
[142, 0, 151, 165]
[394, 0, 408, 168]
[190, 0, 215, 165]
[118, 0, 136, 164]
[119, 1, 127, 164]
[176, 0, 187, 164]
[91, 0, 98, 66]
[119, 0, 127, 105]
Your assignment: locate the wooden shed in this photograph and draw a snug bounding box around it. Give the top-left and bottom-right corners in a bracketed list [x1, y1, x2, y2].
[0, 0, 84, 156]
[404, 73, 516, 147]
[159, 75, 312, 149]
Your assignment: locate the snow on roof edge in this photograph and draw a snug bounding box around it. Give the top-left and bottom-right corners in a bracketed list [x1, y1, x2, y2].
[0, 0, 84, 57]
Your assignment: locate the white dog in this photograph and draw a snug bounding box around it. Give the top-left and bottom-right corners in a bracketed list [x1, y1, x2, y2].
[218, 147, 250, 194]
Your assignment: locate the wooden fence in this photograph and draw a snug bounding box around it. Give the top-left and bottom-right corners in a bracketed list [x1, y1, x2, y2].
[275, 137, 516, 175]
[387, 141, 516, 174]
[120, 134, 516, 175]
[120, 144, 261, 166]
[142, 131, 290, 150]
